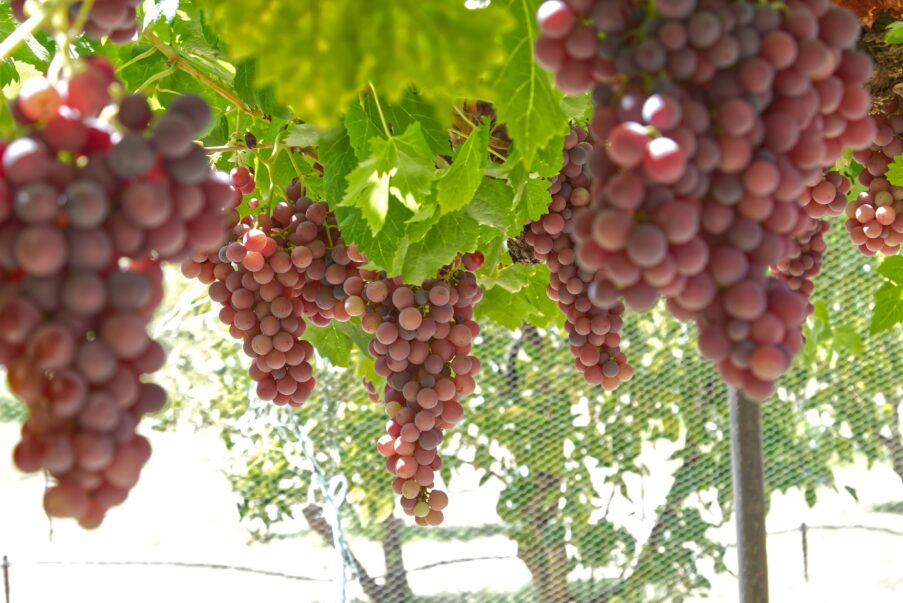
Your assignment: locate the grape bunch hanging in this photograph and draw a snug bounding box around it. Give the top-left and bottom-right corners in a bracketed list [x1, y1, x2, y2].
[182, 179, 371, 406]
[0, 58, 233, 527]
[356, 256, 483, 526]
[526, 128, 633, 389]
[533, 0, 874, 400]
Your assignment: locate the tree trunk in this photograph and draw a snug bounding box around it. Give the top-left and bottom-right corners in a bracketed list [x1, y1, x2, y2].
[514, 470, 576, 603]
[381, 516, 414, 601]
[302, 504, 414, 602]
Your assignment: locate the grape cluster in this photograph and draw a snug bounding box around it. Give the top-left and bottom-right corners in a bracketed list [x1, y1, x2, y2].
[359, 259, 483, 526]
[536, 0, 872, 400]
[534, 0, 605, 94]
[772, 218, 829, 303]
[525, 128, 633, 389]
[230, 166, 256, 196]
[799, 171, 850, 219]
[846, 100, 903, 256]
[844, 178, 903, 256]
[182, 181, 368, 405]
[12, 0, 141, 42]
[854, 99, 903, 190]
[0, 61, 231, 527]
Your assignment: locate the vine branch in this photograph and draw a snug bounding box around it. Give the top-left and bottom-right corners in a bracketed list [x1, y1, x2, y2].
[142, 31, 267, 120]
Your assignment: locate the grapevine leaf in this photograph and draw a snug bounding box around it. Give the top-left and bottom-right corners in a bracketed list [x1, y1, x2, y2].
[887, 155, 903, 187]
[885, 21, 903, 44]
[437, 123, 489, 214]
[870, 283, 903, 335]
[480, 263, 540, 292]
[401, 211, 481, 282]
[0, 7, 53, 69]
[511, 130, 567, 178]
[477, 264, 558, 329]
[282, 123, 322, 148]
[304, 321, 369, 367]
[490, 0, 569, 169]
[479, 235, 507, 275]
[560, 93, 592, 122]
[465, 178, 518, 232]
[877, 256, 903, 286]
[344, 96, 388, 160]
[0, 59, 18, 87]
[523, 178, 553, 222]
[116, 43, 170, 92]
[397, 91, 451, 157]
[194, 0, 508, 126]
[337, 202, 411, 276]
[340, 122, 436, 233]
[832, 325, 863, 357]
[345, 91, 450, 161]
[231, 59, 285, 118]
[319, 128, 358, 206]
[342, 157, 392, 234]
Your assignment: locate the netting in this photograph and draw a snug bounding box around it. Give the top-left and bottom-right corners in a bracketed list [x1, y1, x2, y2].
[2, 223, 903, 603]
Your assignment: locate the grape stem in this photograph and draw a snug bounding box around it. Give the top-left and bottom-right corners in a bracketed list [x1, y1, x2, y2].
[143, 31, 268, 120]
[449, 127, 507, 162]
[70, 0, 95, 36]
[204, 142, 318, 164]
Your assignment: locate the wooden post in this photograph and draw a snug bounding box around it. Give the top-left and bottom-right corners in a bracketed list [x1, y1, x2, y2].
[729, 388, 769, 603]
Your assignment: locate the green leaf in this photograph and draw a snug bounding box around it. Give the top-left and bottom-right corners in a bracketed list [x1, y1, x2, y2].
[844, 485, 859, 503]
[0, 59, 18, 87]
[878, 256, 903, 286]
[887, 155, 903, 188]
[523, 179, 553, 223]
[303, 321, 369, 367]
[340, 122, 436, 233]
[490, 0, 569, 169]
[885, 21, 903, 45]
[870, 282, 903, 335]
[437, 123, 489, 214]
[194, 0, 508, 126]
[282, 123, 322, 148]
[319, 128, 358, 206]
[832, 325, 862, 357]
[344, 96, 389, 160]
[560, 93, 592, 122]
[477, 264, 558, 329]
[401, 211, 481, 282]
[465, 178, 518, 232]
[337, 201, 411, 276]
[481, 263, 541, 292]
[345, 91, 450, 160]
[804, 487, 817, 508]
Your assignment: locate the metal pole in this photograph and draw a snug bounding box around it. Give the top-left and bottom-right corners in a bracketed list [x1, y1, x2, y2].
[729, 388, 769, 603]
[2, 555, 10, 603]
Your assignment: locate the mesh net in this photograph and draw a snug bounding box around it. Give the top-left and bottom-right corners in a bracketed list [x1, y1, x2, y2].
[2, 223, 903, 603]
